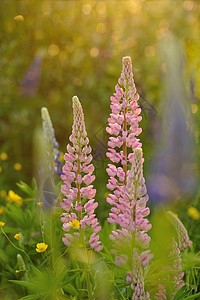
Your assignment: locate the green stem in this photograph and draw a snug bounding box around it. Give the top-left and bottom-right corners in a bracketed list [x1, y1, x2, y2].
[86, 273, 93, 300]
[1, 228, 34, 265]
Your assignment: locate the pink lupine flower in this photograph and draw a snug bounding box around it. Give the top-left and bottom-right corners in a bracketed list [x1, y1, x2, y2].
[115, 254, 128, 267]
[130, 249, 150, 300]
[106, 57, 152, 298]
[140, 250, 154, 267]
[60, 96, 102, 252]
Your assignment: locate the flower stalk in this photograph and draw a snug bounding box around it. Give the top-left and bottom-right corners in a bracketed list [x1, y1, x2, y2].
[60, 96, 103, 252]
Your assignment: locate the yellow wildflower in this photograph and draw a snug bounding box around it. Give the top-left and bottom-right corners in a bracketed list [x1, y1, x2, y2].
[15, 270, 20, 274]
[0, 190, 7, 198]
[14, 233, 21, 240]
[60, 151, 64, 163]
[0, 221, 5, 228]
[6, 190, 23, 207]
[0, 152, 8, 161]
[14, 163, 22, 171]
[69, 219, 80, 229]
[0, 207, 4, 214]
[187, 207, 200, 220]
[36, 242, 48, 253]
[37, 202, 43, 208]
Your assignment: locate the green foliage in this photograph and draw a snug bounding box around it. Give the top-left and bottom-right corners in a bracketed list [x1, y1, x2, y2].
[0, 1, 200, 298]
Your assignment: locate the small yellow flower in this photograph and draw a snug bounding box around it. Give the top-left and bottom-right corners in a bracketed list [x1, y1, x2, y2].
[15, 270, 20, 274]
[37, 202, 43, 207]
[36, 242, 48, 253]
[0, 221, 5, 228]
[0, 207, 4, 214]
[14, 233, 21, 240]
[0, 190, 7, 198]
[60, 151, 64, 163]
[187, 207, 200, 220]
[118, 209, 121, 214]
[14, 163, 22, 171]
[69, 219, 80, 229]
[6, 190, 23, 207]
[0, 152, 8, 161]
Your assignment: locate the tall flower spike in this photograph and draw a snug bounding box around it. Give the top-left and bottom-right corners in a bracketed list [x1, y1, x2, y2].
[41, 107, 62, 176]
[106, 56, 142, 187]
[106, 57, 152, 298]
[166, 211, 191, 250]
[60, 96, 103, 252]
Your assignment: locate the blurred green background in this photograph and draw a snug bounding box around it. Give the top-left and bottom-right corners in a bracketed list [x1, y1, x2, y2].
[0, 0, 200, 215]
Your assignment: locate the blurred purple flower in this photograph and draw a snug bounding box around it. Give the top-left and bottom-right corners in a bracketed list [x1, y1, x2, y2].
[147, 35, 196, 203]
[21, 54, 42, 97]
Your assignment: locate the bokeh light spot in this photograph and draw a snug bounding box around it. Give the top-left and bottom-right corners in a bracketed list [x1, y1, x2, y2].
[48, 44, 59, 56]
[96, 2, 106, 16]
[90, 47, 99, 58]
[0, 152, 8, 161]
[14, 15, 24, 22]
[130, 1, 141, 14]
[14, 163, 22, 171]
[144, 46, 155, 57]
[184, 1, 194, 11]
[161, 63, 166, 73]
[82, 4, 92, 15]
[191, 104, 198, 114]
[195, 131, 199, 144]
[96, 22, 106, 34]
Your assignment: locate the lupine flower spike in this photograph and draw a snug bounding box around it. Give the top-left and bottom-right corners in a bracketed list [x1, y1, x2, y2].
[41, 107, 62, 176]
[60, 96, 103, 252]
[166, 211, 191, 250]
[155, 238, 185, 300]
[106, 56, 152, 298]
[155, 213, 191, 299]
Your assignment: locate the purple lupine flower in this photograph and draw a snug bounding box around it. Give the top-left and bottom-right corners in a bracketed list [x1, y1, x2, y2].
[60, 96, 103, 252]
[41, 107, 62, 177]
[21, 54, 42, 97]
[147, 36, 196, 204]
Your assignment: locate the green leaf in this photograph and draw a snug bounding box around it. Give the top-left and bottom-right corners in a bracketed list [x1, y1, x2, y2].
[63, 283, 78, 296]
[184, 293, 200, 300]
[30, 265, 44, 279]
[17, 181, 33, 197]
[19, 295, 40, 300]
[61, 273, 80, 287]
[174, 286, 192, 300]
[99, 252, 114, 263]
[9, 280, 34, 289]
[5, 204, 25, 228]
